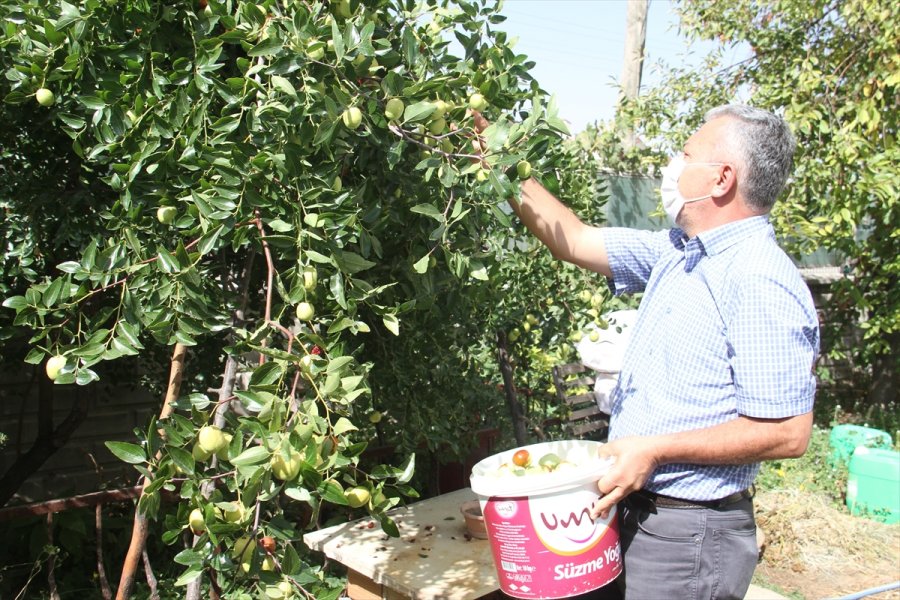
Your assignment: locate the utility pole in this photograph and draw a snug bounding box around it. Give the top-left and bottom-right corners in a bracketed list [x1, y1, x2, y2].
[619, 0, 650, 149]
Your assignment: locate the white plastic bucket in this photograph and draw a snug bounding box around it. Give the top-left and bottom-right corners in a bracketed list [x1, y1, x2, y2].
[470, 440, 621, 599]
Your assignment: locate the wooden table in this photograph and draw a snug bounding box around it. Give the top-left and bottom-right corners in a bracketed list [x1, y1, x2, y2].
[303, 488, 501, 600]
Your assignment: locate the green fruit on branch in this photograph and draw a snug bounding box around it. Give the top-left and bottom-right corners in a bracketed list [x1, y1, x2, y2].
[192, 442, 212, 462]
[368, 411, 383, 424]
[35, 87, 55, 106]
[475, 168, 489, 182]
[216, 433, 233, 461]
[508, 328, 521, 342]
[45, 355, 66, 380]
[295, 301, 315, 321]
[198, 425, 228, 454]
[261, 555, 276, 571]
[468, 92, 487, 111]
[332, 176, 342, 192]
[270, 449, 302, 481]
[342, 106, 363, 129]
[306, 39, 325, 61]
[345, 486, 371, 508]
[232, 536, 257, 572]
[302, 266, 318, 291]
[428, 117, 446, 135]
[516, 160, 532, 180]
[221, 502, 245, 523]
[188, 508, 206, 534]
[156, 206, 177, 224]
[299, 354, 315, 374]
[431, 99, 449, 119]
[384, 97, 405, 122]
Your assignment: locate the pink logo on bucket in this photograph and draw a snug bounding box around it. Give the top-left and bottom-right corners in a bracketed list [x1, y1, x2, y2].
[483, 486, 622, 599]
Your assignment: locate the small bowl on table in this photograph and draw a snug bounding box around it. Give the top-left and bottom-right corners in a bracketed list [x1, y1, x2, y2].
[459, 500, 488, 539]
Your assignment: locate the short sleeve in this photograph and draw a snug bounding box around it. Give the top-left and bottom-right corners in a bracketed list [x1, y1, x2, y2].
[603, 228, 675, 295]
[730, 270, 819, 418]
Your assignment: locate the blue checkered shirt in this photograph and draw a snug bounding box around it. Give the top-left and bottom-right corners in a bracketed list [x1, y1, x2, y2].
[603, 216, 819, 501]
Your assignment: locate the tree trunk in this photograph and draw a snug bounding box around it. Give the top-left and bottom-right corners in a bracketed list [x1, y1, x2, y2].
[0, 370, 89, 506]
[115, 343, 186, 600]
[497, 330, 527, 446]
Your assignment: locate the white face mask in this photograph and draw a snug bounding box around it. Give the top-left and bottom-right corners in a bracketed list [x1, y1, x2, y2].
[660, 154, 724, 226]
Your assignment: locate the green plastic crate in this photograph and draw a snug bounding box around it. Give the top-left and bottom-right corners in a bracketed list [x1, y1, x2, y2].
[828, 424, 892, 466]
[846, 447, 900, 524]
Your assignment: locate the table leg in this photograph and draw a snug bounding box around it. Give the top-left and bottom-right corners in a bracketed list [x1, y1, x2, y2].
[346, 568, 383, 600]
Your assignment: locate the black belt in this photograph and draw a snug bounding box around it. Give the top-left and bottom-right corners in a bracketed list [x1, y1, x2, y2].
[631, 488, 753, 510]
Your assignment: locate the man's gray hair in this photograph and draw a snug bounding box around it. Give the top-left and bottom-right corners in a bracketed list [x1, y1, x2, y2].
[705, 105, 796, 213]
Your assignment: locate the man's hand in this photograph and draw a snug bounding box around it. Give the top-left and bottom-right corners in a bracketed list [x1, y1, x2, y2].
[591, 437, 660, 519]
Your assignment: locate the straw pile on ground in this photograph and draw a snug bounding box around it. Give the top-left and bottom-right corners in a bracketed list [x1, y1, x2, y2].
[754, 489, 900, 599]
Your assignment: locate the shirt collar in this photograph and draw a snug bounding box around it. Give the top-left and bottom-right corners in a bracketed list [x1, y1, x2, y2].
[670, 215, 772, 272]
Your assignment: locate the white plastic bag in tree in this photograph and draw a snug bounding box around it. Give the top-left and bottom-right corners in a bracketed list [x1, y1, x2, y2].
[575, 309, 638, 414]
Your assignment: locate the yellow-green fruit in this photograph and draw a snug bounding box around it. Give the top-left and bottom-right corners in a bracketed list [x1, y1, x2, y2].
[299, 354, 315, 375]
[302, 266, 318, 291]
[589, 330, 600, 342]
[516, 160, 532, 180]
[295, 301, 315, 321]
[45, 355, 66, 380]
[431, 99, 449, 119]
[157, 206, 177, 224]
[475, 169, 489, 182]
[232, 536, 256, 571]
[526, 313, 538, 325]
[278, 581, 293, 598]
[222, 502, 245, 523]
[569, 330, 584, 342]
[192, 442, 212, 462]
[35, 88, 55, 107]
[198, 425, 228, 454]
[216, 433, 233, 461]
[538, 452, 561, 470]
[332, 176, 343, 192]
[270, 449, 302, 481]
[508, 328, 521, 342]
[521, 321, 531, 333]
[342, 106, 363, 129]
[306, 40, 325, 61]
[261, 555, 276, 571]
[579, 290, 592, 303]
[384, 98, 404, 122]
[468, 93, 487, 111]
[428, 117, 446, 135]
[368, 411, 383, 424]
[333, 0, 351, 18]
[188, 508, 206, 534]
[345, 486, 371, 508]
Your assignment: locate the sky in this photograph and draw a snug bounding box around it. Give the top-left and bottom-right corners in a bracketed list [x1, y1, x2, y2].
[494, 0, 722, 133]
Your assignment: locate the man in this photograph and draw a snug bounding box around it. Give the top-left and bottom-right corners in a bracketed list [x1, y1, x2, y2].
[502, 105, 819, 599]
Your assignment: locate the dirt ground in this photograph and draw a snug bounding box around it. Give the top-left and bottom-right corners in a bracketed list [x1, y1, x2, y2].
[754, 489, 900, 599]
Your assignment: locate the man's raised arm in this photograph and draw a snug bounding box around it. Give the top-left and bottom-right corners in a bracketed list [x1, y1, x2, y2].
[510, 178, 612, 277]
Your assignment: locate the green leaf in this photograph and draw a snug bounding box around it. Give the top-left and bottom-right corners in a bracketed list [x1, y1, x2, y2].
[336, 251, 376, 274]
[174, 565, 203, 586]
[105, 441, 146, 464]
[167, 445, 194, 476]
[382, 314, 400, 336]
[248, 37, 282, 57]
[230, 446, 271, 466]
[332, 417, 357, 436]
[410, 203, 444, 221]
[404, 101, 436, 123]
[412, 255, 429, 273]
[318, 479, 347, 505]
